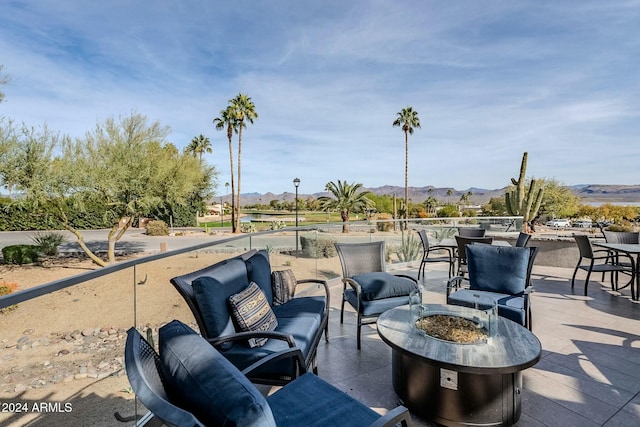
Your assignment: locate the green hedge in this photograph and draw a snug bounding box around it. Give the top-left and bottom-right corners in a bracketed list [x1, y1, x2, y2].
[300, 234, 337, 258]
[2, 245, 39, 265]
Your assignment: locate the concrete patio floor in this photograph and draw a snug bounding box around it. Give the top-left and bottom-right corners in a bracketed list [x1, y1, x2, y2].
[311, 264, 640, 426]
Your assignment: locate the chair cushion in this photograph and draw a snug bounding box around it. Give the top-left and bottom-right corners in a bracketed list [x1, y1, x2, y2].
[448, 289, 526, 325]
[352, 272, 417, 301]
[222, 316, 320, 378]
[466, 245, 529, 295]
[191, 258, 250, 338]
[158, 320, 276, 427]
[228, 282, 278, 348]
[271, 269, 297, 306]
[246, 250, 274, 304]
[268, 372, 379, 426]
[345, 289, 420, 316]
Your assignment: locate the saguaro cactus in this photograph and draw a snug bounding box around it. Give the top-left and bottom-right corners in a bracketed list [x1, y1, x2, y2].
[505, 152, 544, 230]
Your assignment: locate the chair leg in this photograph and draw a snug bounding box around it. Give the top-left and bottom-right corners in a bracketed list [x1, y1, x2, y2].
[418, 260, 425, 280]
[583, 263, 594, 296]
[356, 313, 362, 350]
[571, 261, 581, 289]
[340, 296, 346, 324]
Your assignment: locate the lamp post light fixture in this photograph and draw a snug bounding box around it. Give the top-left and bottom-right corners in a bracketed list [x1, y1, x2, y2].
[293, 178, 300, 257]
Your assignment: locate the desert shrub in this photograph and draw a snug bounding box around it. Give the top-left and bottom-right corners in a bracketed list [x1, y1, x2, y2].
[376, 213, 394, 232]
[30, 231, 67, 256]
[605, 224, 634, 232]
[146, 220, 169, 236]
[268, 220, 286, 231]
[300, 234, 337, 258]
[434, 227, 456, 241]
[0, 282, 19, 314]
[1, 245, 39, 265]
[437, 205, 460, 218]
[240, 223, 256, 233]
[394, 233, 422, 262]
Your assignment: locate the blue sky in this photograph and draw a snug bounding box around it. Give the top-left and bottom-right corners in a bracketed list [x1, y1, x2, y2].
[1, 1, 639, 196]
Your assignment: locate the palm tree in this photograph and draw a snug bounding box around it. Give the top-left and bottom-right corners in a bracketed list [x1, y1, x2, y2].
[213, 107, 238, 232]
[446, 188, 453, 204]
[392, 107, 421, 221]
[229, 93, 258, 233]
[318, 180, 373, 233]
[186, 134, 212, 162]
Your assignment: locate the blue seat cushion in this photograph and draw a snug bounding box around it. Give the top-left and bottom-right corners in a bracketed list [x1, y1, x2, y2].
[345, 289, 420, 316]
[351, 272, 418, 301]
[268, 373, 379, 426]
[246, 250, 274, 304]
[466, 245, 529, 295]
[191, 259, 250, 338]
[448, 289, 526, 325]
[158, 320, 276, 427]
[222, 315, 320, 378]
[271, 296, 326, 321]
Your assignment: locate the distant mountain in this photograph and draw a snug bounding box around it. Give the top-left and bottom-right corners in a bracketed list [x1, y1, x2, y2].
[229, 184, 640, 206]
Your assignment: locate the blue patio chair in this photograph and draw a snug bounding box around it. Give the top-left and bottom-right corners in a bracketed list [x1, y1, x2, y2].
[124, 321, 413, 427]
[447, 244, 537, 330]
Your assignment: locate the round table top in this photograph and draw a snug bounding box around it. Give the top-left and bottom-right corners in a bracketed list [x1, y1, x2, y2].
[377, 304, 542, 375]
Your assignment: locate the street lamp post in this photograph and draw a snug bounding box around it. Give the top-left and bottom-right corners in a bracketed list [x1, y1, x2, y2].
[293, 178, 300, 257]
[220, 197, 223, 228]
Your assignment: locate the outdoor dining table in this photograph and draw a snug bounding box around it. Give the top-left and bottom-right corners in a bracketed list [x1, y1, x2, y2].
[593, 242, 639, 301]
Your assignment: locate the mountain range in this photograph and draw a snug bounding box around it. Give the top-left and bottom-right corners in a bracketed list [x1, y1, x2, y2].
[229, 184, 640, 206]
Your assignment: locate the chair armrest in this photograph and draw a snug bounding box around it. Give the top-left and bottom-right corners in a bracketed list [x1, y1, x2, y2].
[391, 274, 418, 284]
[294, 278, 331, 303]
[446, 276, 466, 298]
[369, 406, 413, 427]
[208, 330, 296, 348]
[240, 346, 307, 378]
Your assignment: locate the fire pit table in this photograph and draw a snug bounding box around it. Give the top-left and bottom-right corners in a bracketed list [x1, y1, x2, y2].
[377, 304, 541, 426]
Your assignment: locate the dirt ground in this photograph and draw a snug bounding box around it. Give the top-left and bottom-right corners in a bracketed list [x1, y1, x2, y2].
[0, 250, 343, 426]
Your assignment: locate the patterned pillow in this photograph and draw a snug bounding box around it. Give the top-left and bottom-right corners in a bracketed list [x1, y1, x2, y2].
[271, 269, 297, 306]
[228, 281, 278, 348]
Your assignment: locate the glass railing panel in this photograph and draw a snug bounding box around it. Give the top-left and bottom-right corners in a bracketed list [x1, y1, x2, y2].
[0, 266, 137, 426]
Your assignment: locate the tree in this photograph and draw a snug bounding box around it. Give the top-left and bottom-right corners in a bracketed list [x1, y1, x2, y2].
[0, 117, 19, 194]
[392, 107, 420, 220]
[10, 113, 214, 266]
[318, 180, 373, 233]
[213, 107, 238, 232]
[186, 134, 212, 162]
[423, 196, 438, 215]
[229, 93, 258, 233]
[482, 197, 508, 216]
[0, 65, 9, 104]
[537, 178, 580, 220]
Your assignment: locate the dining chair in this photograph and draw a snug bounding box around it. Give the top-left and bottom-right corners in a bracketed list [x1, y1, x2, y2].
[457, 227, 486, 238]
[602, 231, 640, 280]
[515, 232, 532, 247]
[455, 236, 493, 277]
[335, 241, 420, 349]
[446, 244, 535, 330]
[416, 229, 455, 279]
[571, 235, 634, 296]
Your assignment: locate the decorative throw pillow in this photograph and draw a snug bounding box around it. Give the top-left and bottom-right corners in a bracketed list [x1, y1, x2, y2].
[228, 281, 278, 348]
[271, 269, 297, 306]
